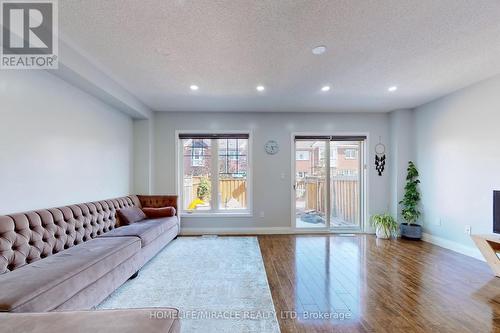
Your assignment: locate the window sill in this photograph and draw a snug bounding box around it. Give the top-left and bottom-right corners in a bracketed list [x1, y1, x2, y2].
[180, 211, 253, 218]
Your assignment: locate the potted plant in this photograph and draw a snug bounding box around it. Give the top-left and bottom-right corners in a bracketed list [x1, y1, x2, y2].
[188, 177, 211, 210]
[196, 176, 211, 202]
[399, 161, 422, 239]
[371, 213, 398, 239]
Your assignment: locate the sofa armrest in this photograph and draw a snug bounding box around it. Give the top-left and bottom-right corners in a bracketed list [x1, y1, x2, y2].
[137, 195, 178, 215]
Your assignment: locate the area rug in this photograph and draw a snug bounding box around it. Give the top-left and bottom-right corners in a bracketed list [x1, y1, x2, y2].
[98, 237, 281, 333]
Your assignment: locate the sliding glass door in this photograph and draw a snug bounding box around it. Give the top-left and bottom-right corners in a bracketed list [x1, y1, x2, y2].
[329, 141, 362, 228]
[294, 136, 365, 231]
[294, 140, 328, 228]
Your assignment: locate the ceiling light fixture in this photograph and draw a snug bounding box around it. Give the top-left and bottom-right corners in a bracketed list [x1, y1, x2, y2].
[256, 85, 265, 92]
[312, 45, 327, 55]
[190, 85, 199, 91]
[321, 85, 331, 92]
[388, 86, 398, 92]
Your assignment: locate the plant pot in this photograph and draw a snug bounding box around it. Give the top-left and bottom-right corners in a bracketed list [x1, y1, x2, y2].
[400, 223, 422, 240]
[375, 225, 392, 239]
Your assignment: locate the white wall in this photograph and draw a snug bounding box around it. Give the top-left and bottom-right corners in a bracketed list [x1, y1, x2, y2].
[50, 38, 152, 119]
[414, 75, 500, 254]
[133, 119, 154, 194]
[0, 70, 133, 214]
[389, 109, 415, 221]
[152, 112, 391, 232]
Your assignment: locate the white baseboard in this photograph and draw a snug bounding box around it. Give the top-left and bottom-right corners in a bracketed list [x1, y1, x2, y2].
[422, 232, 484, 261]
[180, 227, 291, 235]
[179, 227, 364, 236]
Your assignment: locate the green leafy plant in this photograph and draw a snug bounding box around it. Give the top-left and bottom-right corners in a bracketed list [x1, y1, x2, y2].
[399, 161, 421, 225]
[371, 213, 398, 238]
[197, 177, 211, 201]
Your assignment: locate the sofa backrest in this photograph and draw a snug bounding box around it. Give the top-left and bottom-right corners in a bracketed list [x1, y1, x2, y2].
[0, 195, 141, 275]
[137, 195, 178, 213]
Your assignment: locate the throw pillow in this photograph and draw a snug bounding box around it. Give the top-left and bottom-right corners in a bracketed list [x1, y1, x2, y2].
[117, 207, 146, 226]
[142, 206, 176, 219]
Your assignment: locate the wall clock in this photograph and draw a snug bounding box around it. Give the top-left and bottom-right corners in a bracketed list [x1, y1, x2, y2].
[265, 140, 279, 155]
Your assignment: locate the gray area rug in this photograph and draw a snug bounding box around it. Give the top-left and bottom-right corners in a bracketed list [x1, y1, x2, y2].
[98, 237, 280, 333]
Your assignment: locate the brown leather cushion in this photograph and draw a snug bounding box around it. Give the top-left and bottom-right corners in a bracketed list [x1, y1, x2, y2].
[0, 308, 180, 333]
[99, 217, 179, 247]
[117, 207, 146, 226]
[142, 207, 176, 219]
[138, 195, 177, 210]
[0, 237, 141, 312]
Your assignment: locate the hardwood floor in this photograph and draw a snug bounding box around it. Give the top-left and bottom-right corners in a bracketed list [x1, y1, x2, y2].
[258, 234, 500, 333]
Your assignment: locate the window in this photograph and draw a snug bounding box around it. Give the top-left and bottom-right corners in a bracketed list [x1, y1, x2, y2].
[296, 151, 310, 161]
[182, 139, 212, 211]
[179, 133, 251, 214]
[344, 149, 357, 160]
[191, 147, 205, 166]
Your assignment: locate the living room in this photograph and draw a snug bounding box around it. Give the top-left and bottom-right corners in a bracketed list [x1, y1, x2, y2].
[1, 1, 500, 332]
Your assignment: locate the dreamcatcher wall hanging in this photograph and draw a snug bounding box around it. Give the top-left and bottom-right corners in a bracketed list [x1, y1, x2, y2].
[375, 137, 386, 176]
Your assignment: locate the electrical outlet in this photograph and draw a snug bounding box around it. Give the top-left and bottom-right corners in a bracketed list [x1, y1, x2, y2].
[465, 225, 471, 235]
[260, 211, 265, 218]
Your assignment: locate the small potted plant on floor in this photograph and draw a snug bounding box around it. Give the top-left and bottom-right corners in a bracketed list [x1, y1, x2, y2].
[400, 161, 422, 239]
[371, 213, 398, 239]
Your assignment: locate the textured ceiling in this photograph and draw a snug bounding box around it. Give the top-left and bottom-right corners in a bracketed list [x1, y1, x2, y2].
[60, 0, 500, 112]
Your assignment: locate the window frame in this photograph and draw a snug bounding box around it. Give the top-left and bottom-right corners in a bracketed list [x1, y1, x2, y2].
[175, 130, 253, 217]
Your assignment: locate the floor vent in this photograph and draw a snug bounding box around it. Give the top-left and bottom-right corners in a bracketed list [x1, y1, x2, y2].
[201, 235, 218, 239]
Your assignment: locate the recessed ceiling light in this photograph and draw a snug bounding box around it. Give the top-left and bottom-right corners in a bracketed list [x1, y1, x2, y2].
[312, 45, 327, 55]
[388, 86, 398, 92]
[256, 85, 265, 92]
[190, 85, 199, 91]
[321, 85, 331, 92]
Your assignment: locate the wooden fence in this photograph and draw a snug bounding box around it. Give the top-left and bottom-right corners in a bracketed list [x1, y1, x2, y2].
[297, 176, 359, 225]
[184, 176, 247, 209]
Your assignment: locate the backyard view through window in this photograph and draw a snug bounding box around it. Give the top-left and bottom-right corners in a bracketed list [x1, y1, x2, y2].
[180, 133, 250, 214]
[183, 139, 212, 211]
[218, 139, 248, 210]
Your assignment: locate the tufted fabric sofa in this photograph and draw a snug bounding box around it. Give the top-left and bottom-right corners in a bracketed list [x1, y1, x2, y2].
[0, 195, 180, 313]
[0, 308, 180, 333]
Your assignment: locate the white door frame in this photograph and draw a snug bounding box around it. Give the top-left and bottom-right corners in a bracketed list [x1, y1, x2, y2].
[290, 132, 369, 233]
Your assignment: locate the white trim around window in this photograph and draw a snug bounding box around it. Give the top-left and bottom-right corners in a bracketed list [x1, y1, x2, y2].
[175, 130, 253, 217]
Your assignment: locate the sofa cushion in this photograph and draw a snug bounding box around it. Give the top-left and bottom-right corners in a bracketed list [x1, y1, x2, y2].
[0, 237, 141, 312]
[142, 207, 176, 219]
[116, 207, 146, 226]
[99, 217, 179, 247]
[0, 308, 180, 333]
